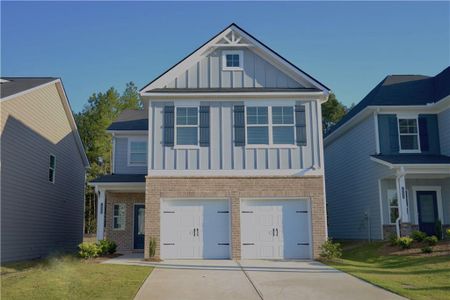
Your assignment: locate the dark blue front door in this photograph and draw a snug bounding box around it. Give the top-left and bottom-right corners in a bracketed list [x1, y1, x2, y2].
[134, 205, 145, 249]
[417, 191, 438, 236]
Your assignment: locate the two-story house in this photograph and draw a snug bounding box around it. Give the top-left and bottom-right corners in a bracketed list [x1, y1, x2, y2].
[90, 24, 330, 260]
[324, 67, 450, 240]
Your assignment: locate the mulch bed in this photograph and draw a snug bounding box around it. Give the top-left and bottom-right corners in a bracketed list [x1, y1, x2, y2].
[380, 240, 450, 257]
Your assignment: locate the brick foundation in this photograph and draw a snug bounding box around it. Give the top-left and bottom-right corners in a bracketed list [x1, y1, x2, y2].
[145, 176, 327, 260]
[105, 192, 145, 252]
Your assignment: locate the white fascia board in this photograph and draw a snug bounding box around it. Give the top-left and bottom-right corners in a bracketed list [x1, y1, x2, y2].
[370, 156, 450, 173]
[142, 91, 326, 99]
[147, 168, 324, 177]
[0, 79, 59, 102]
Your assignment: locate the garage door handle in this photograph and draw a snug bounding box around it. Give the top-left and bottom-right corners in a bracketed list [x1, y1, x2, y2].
[272, 228, 275, 236]
[276, 228, 278, 236]
[243, 243, 254, 245]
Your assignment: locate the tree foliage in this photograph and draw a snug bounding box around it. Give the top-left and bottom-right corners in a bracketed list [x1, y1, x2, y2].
[321, 93, 350, 134]
[74, 82, 142, 233]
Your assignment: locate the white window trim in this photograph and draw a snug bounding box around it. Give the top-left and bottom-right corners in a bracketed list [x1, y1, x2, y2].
[174, 106, 200, 149]
[397, 114, 421, 153]
[245, 106, 297, 148]
[387, 189, 399, 224]
[113, 203, 126, 231]
[222, 50, 244, 71]
[127, 137, 148, 167]
[49, 154, 56, 184]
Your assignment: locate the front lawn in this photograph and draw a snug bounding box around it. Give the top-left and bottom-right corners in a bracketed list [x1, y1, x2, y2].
[325, 241, 450, 300]
[1, 255, 152, 300]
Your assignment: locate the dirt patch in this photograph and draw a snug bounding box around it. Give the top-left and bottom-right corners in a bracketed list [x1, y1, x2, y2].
[379, 240, 450, 257]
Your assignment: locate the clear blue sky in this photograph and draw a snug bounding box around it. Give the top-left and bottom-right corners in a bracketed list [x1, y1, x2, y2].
[2, 1, 449, 112]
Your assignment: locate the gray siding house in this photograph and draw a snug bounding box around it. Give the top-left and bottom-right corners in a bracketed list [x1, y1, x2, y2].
[90, 24, 330, 260]
[324, 67, 450, 240]
[1, 78, 89, 262]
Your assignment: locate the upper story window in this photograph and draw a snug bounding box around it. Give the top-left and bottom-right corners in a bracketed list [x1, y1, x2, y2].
[246, 106, 296, 146]
[48, 154, 56, 183]
[222, 50, 243, 70]
[176, 107, 198, 145]
[128, 139, 147, 166]
[398, 118, 419, 152]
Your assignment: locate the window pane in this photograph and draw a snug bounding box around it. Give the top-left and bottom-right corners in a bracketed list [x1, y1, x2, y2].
[390, 208, 399, 223]
[177, 127, 198, 145]
[48, 169, 54, 182]
[186, 108, 198, 125]
[247, 127, 269, 144]
[130, 153, 147, 164]
[138, 208, 145, 235]
[399, 119, 417, 133]
[113, 204, 125, 229]
[226, 55, 233, 67]
[400, 135, 418, 150]
[49, 155, 56, 168]
[247, 107, 268, 125]
[130, 142, 147, 153]
[176, 107, 187, 125]
[273, 126, 295, 144]
[272, 106, 293, 124]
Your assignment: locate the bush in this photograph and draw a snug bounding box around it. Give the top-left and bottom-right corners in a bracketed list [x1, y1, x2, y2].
[446, 228, 450, 240]
[149, 237, 156, 258]
[97, 240, 117, 255]
[388, 234, 398, 246]
[424, 235, 438, 246]
[421, 246, 433, 254]
[410, 230, 427, 242]
[78, 242, 101, 259]
[319, 239, 342, 260]
[397, 237, 413, 249]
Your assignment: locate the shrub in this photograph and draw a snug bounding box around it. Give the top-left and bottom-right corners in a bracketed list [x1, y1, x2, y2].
[149, 237, 157, 258]
[410, 230, 427, 242]
[421, 246, 433, 254]
[97, 240, 117, 255]
[319, 239, 342, 260]
[435, 220, 443, 240]
[388, 234, 398, 246]
[397, 237, 413, 249]
[78, 242, 101, 259]
[424, 235, 438, 246]
[446, 228, 450, 240]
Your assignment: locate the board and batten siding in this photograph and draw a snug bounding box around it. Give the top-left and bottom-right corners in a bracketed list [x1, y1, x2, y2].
[114, 136, 148, 174]
[148, 99, 322, 171]
[164, 48, 307, 89]
[438, 107, 450, 156]
[325, 114, 393, 240]
[0, 83, 86, 262]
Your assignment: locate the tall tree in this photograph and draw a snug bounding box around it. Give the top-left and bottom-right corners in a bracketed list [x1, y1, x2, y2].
[321, 93, 348, 134]
[119, 82, 143, 110]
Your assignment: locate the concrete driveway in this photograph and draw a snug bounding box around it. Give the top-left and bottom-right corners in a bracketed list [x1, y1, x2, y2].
[103, 256, 405, 300]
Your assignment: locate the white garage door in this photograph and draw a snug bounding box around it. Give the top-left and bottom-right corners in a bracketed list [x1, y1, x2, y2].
[161, 199, 230, 259]
[241, 199, 311, 259]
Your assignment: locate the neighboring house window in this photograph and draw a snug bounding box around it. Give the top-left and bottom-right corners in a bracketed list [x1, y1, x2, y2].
[48, 154, 56, 183]
[246, 106, 296, 145]
[247, 107, 269, 144]
[222, 50, 243, 70]
[398, 118, 419, 152]
[129, 140, 147, 165]
[272, 106, 295, 144]
[387, 189, 399, 224]
[113, 204, 126, 230]
[176, 107, 198, 145]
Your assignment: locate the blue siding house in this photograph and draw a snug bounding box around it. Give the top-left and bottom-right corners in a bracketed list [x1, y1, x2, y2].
[324, 67, 450, 240]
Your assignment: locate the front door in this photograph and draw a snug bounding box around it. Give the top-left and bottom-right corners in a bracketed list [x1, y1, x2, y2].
[134, 205, 145, 249]
[417, 191, 438, 236]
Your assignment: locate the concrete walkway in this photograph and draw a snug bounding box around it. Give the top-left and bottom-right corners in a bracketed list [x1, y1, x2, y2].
[102, 254, 405, 300]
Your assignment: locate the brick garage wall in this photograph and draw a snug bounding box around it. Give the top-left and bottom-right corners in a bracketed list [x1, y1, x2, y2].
[145, 176, 326, 260]
[105, 192, 145, 252]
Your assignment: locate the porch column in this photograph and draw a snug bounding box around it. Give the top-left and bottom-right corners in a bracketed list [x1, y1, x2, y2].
[96, 188, 106, 241]
[396, 171, 410, 223]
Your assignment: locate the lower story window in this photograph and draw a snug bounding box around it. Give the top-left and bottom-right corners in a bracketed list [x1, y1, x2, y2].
[113, 204, 126, 230]
[387, 189, 399, 224]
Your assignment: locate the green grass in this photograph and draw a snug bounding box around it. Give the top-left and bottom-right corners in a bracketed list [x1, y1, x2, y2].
[325, 241, 450, 300]
[1, 255, 152, 300]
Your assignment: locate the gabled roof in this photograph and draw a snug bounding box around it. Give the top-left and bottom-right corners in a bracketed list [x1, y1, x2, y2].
[140, 23, 330, 94]
[107, 109, 148, 131]
[1, 77, 90, 167]
[326, 66, 450, 137]
[0, 77, 58, 99]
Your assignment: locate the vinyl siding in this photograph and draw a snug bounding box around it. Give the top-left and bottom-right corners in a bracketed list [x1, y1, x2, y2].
[164, 48, 307, 89]
[0, 84, 86, 262]
[149, 99, 322, 171]
[325, 114, 392, 240]
[114, 136, 148, 174]
[438, 107, 450, 156]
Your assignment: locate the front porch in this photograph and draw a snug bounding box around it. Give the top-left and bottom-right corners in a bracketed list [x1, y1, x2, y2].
[372, 155, 450, 238]
[89, 174, 146, 253]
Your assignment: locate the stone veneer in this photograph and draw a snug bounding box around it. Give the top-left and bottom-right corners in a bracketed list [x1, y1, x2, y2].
[104, 192, 145, 252]
[145, 176, 327, 260]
